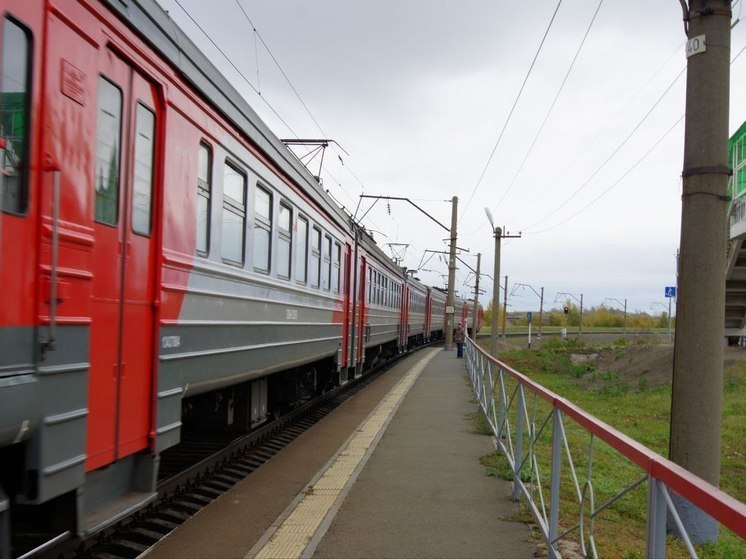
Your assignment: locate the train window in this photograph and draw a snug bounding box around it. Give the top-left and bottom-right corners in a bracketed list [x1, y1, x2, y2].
[277, 201, 292, 279]
[0, 17, 31, 214]
[310, 226, 321, 288]
[332, 242, 341, 293]
[296, 215, 308, 283]
[322, 234, 332, 290]
[94, 77, 123, 225]
[222, 161, 246, 265]
[196, 143, 212, 255]
[131, 104, 155, 236]
[253, 185, 272, 273]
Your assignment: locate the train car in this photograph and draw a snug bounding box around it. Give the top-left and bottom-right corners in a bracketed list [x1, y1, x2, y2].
[456, 296, 482, 337]
[427, 287, 447, 342]
[404, 277, 428, 348]
[0, 0, 386, 551]
[356, 230, 405, 370]
[0, 1, 466, 552]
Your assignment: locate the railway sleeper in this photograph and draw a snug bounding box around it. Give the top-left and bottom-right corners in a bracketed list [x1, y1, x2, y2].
[170, 500, 202, 514]
[117, 528, 159, 546]
[105, 538, 150, 555]
[127, 525, 167, 541]
[156, 509, 190, 523]
[144, 517, 180, 532]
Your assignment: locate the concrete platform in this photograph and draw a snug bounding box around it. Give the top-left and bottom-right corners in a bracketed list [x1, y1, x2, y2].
[145, 348, 537, 559]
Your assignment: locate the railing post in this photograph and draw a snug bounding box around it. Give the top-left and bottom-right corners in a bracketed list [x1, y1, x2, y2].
[646, 477, 667, 559]
[513, 384, 526, 501]
[496, 367, 506, 446]
[548, 408, 562, 558]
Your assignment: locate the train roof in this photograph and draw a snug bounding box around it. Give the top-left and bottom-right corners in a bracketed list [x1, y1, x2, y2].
[101, 0, 351, 229]
[357, 229, 407, 277]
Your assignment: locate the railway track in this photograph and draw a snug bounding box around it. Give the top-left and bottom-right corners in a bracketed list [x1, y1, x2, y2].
[45, 357, 399, 559]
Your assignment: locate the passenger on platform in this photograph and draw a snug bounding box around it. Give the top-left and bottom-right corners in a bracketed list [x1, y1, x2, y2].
[454, 322, 465, 358]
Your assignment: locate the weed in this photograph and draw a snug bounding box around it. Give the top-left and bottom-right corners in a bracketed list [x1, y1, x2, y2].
[570, 362, 591, 378]
[480, 452, 514, 481]
[565, 337, 585, 349]
[542, 337, 566, 350]
[469, 411, 492, 436]
[724, 359, 746, 392]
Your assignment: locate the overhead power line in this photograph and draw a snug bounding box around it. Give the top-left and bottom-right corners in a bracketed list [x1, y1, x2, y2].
[519, 36, 746, 236]
[234, 0, 329, 140]
[489, 0, 604, 215]
[172, 0, 298, 137]
[233, 0, 372, 205]
[460, 0, 564, 218]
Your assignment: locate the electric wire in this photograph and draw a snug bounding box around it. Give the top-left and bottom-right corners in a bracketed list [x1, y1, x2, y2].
[526, 114, 684, 235]
[518, 36, 746, 236]
[234, 0, 330, 141]
[470, 37, 686, 240]
[489, 0, 603, 216]
[233, 0, 371, 206]
[459, 0, 564, 219]
[172, 0, 299, 138]
[520, 65, 685, 233]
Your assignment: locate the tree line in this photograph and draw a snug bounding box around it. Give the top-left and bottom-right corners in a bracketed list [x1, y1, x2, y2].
[481, 301, 672, 330]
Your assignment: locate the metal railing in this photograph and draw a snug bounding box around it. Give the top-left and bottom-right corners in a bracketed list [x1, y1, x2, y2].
[464, 337, 746, 558]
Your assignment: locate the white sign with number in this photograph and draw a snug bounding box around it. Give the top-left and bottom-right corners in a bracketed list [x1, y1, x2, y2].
[686, 35, 706, 58]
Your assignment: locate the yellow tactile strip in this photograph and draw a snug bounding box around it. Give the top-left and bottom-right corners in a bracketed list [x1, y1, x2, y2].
[249, 348, 439, 559]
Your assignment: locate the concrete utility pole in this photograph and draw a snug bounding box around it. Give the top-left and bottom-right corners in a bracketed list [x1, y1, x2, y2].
[472, 253, 481, 336]
[490, 227, 501, 356]
[485, 209, 521, 356]
[445, 196, 458, 351]
[485, 209, 502, 357]
[502, 275, 508, 338]
[670, 0, 731, 543]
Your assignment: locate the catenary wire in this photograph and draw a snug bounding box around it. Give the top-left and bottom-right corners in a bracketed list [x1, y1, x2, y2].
[519, 65, 685, 233]
[172, 0, 299, 138]
[470, 37, 687, 238]
[233, 0, 371, 204]
[489, 0, 604, 216]
[517, 38, 746, 236]
[459, 0, 564, 219]
[460, 0, 603, 242]
[525, 114, 684, 235]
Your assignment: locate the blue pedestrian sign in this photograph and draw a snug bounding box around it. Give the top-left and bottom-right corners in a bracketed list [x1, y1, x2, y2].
[665, 286, 677, 298]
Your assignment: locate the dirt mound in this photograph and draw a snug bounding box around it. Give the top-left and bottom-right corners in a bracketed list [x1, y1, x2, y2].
[570, 344, 746, 392]
[598, 345, 673, 388]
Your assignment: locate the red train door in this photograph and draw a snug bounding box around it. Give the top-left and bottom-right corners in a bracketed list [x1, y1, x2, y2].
[357, 257, 368, 368]
[401, 284, 409, 349]
[87, 50, 159, 470]
[341, 242, 352, 369]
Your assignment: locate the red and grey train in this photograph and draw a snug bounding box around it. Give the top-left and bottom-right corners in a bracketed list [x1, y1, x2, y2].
[0, 0, 479, 552]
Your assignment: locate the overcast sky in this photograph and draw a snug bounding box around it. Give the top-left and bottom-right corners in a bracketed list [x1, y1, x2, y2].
[154, 0, 746, 315]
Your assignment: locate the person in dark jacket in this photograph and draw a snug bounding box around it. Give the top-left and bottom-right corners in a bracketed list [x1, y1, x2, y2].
[454, 322, 465, 358]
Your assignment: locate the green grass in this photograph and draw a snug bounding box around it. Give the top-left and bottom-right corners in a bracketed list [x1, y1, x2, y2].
[474, 342, 746, 558]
